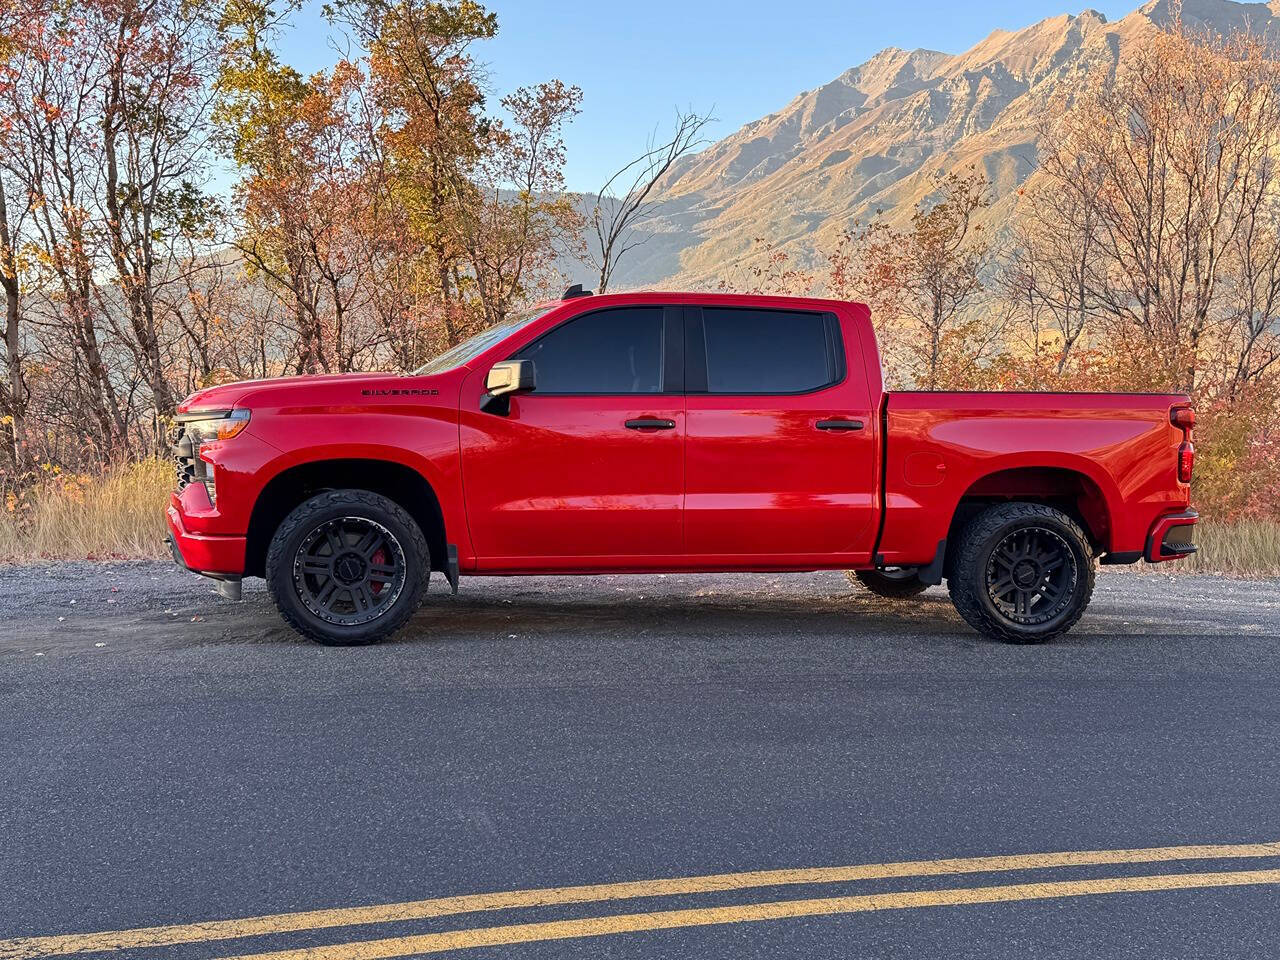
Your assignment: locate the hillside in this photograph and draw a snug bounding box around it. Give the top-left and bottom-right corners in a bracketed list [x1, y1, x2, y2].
[588, 0, 1280, 291]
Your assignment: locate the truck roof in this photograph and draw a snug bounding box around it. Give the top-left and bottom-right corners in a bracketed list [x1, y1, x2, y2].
[538, 289, 868, 313]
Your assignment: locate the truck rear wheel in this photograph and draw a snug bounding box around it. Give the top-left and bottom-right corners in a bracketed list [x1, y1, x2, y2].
[265, 489, 430, 646]
[948, 502, 1095, 644]
[847, 568, 930, 598]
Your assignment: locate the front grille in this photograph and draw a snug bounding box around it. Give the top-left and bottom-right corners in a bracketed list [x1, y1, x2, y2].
[171, 421, 215, 503]
[172, 422, 200, 491]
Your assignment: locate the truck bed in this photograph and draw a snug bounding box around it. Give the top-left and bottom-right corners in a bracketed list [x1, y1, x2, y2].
[875, 391, 1192, 567]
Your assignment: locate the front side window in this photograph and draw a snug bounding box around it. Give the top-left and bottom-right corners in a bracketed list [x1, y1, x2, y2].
[515, 307, 664, 394]
[702, 308, 838, 394]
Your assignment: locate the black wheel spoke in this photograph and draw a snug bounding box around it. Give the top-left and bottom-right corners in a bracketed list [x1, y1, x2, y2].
[349, 585, 367, 613]
[325, 528, 344, 555]
[315, 578, 341, 611]
[354, 529, 383, 558]
[990, 576, 1015, 597]
[986, 525, 1077, 627]
[294, 516, 406, 626]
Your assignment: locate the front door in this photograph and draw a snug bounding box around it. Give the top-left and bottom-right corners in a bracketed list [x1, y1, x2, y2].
[683, 304, 879, 564]
[460, 305, 685, 568]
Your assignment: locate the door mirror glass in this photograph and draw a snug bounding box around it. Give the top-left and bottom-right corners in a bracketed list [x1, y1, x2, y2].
[482, 360, 536, 415]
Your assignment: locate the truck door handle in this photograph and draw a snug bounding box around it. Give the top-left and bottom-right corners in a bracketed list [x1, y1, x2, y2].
[816, 419, 864, 431]
[625, 418, 676, 430]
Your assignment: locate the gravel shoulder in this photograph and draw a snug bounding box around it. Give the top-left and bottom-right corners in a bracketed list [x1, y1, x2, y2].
[1, 561, 1277, 672]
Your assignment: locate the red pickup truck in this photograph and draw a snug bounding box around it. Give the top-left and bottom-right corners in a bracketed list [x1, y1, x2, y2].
[167, 289, 1197, 646]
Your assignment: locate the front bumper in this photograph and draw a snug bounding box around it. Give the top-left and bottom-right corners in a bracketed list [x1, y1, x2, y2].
[1144, 508, 1198, 563]
[166, 503, 246, 577]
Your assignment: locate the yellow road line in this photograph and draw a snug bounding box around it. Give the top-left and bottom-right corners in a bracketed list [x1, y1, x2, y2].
[2, 841, 1278, 959]
[217, 868, 1280, 960]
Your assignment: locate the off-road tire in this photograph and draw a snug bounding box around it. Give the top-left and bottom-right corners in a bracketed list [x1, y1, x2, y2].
[846, 568, 930, 599]
[266, 489, 430, 646]
[948, 501, 1095, 644]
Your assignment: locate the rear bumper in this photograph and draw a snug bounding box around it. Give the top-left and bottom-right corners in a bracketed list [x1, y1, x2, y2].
[166, 504, 246, 576]
[1144, 508, 1198, 563]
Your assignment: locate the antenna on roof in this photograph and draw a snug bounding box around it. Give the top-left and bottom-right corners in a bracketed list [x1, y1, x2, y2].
[562, 284, 593, 299]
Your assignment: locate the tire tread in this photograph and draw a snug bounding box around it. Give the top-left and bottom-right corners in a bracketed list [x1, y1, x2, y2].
[848, 568, 931, 599]
[948, 501, 1095, 644]
[265, 489, 430, 645]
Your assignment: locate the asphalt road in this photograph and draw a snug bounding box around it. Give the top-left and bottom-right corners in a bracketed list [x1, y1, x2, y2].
[2, 564, 1279, 959]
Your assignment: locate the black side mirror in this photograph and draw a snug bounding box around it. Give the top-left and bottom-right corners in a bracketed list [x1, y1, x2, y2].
[481, 360, 536, 415]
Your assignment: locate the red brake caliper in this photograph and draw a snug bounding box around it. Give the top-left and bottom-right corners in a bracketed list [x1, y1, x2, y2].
[370, 547, 386, 594]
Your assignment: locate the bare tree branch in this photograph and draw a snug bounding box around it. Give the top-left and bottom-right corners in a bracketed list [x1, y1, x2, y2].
[585, 107, 715, 292]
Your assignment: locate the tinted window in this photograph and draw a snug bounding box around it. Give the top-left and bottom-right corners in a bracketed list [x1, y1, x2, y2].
[702, 308, 837, 393]
[516, 307, 663, 394]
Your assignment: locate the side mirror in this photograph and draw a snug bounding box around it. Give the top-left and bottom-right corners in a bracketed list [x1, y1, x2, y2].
[482, 360, 535, 415]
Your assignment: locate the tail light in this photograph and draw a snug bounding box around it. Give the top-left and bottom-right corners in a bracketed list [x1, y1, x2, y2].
[1177, 441, 1195, 483]
[1171, 405, 1195, 484]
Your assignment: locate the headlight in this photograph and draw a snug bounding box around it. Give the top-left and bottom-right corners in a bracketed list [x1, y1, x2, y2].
[172, 410, 250, 507]
[182, 409, 251, 444]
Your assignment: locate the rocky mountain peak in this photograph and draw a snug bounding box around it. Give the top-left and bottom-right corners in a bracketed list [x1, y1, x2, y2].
[592, 0, 1279, 292]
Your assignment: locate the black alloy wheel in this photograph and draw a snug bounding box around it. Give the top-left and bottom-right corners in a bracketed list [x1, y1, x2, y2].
[983, 526, 1077, 625]
[266, 489, 429, 645]
[948, 501, 1095, 644]
[294, 516, 406, 626]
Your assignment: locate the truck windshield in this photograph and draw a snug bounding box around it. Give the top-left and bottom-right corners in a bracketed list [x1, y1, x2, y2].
[409, 306, 555, 376]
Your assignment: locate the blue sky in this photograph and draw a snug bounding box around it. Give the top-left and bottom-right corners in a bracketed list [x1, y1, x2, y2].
[278, 0, 1137, 192]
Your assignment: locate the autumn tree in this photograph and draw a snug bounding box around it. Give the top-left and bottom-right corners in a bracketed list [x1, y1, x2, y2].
[0, 0, 226, 465]
[1000, 161, 1107, 377]
[327, 0, 495, 337]
[457, 80, 583, 326]
[0, 0, 128, 451]
[1037, 19, 1280, 393]
[0, 174, 28, 471]
[95, 0, 223, 419]
[843, 168, 993, 388]
[218, 1, 388, 373]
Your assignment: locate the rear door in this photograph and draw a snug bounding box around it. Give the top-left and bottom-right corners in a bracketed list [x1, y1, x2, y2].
[460, 305, 686, 566]
[683, 304, 879, 563]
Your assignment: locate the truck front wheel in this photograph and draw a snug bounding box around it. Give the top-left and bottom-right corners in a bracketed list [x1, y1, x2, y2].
[948, 502, 1095, 644]
[265, 489, 430, 646]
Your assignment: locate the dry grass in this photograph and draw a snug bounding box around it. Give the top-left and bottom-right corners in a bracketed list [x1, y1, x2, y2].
[0, 458, 171, 562]
[1161, 519, 1280, 578]
[1, 459, 1277, 576]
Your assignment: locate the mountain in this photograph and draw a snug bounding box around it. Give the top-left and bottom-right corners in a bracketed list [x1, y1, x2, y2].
[590, 0, 1280, 291]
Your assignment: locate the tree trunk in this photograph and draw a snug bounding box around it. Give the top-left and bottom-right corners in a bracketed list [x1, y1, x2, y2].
[0, 183, 26, 471]
[102, 30, 176, 420]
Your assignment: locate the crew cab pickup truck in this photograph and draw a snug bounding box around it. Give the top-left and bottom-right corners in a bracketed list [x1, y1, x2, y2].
[167, 289, 1198, 646]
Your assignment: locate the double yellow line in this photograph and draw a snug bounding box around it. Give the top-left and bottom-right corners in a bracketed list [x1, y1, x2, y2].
[3, 841, 1279, 960]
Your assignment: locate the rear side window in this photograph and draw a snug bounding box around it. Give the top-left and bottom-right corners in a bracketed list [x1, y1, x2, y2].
[702, 308, 840, 394]
[515, 307, 664, 394]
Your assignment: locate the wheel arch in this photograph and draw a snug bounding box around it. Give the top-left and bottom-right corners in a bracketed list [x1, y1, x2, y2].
[945, 465, 1114, 570]
[244, 458, 447, 578]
